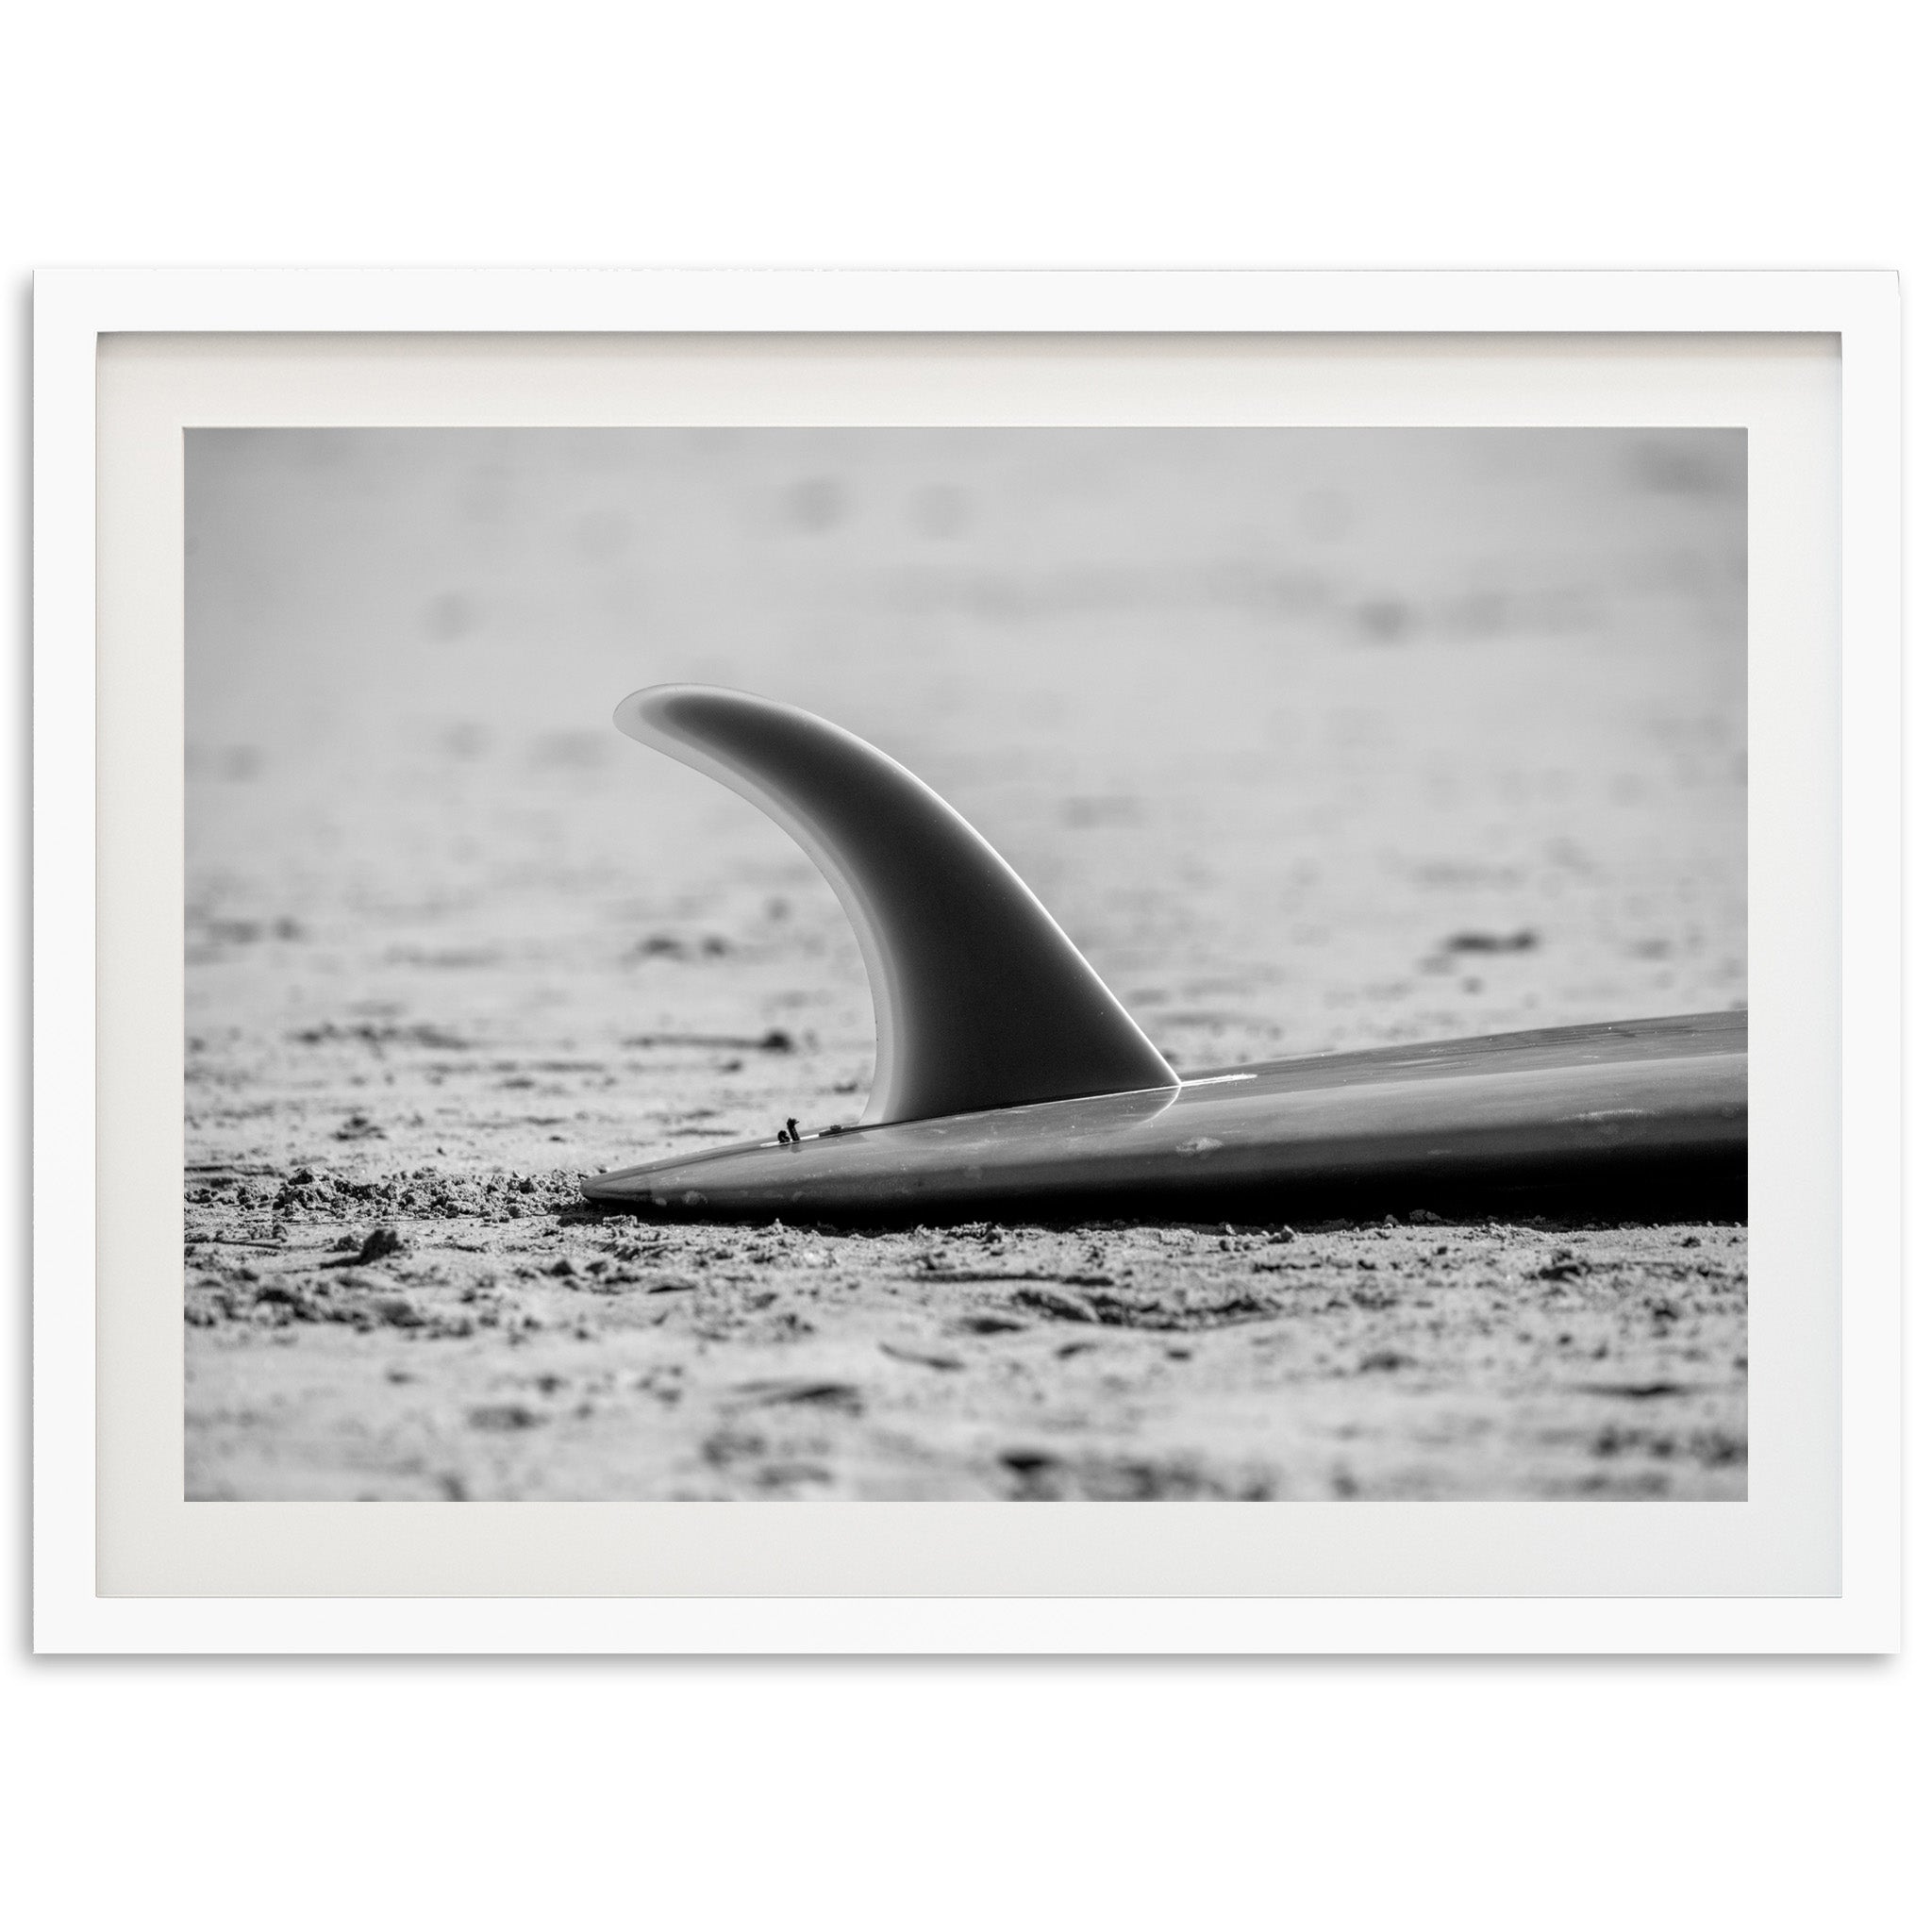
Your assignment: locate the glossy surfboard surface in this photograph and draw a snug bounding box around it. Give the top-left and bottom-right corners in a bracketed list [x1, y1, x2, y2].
[583, 1009, 1746, 1224]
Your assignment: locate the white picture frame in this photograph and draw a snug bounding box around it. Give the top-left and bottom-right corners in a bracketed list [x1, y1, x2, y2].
[34, 269, 1901, 1653]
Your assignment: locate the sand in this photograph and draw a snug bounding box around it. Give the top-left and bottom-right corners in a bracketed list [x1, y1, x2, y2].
[184, 425, 1747, 1500]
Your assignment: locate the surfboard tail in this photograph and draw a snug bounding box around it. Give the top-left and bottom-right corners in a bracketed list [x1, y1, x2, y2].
[596, 687, 1746, 1228]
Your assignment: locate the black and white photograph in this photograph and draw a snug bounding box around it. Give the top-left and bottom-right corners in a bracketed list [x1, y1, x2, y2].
[184, 425, 1748, 1502]
[13, 8, 1922, 1921]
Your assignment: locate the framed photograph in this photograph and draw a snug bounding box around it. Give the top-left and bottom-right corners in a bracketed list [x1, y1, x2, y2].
[34, 270, 1899, 1652]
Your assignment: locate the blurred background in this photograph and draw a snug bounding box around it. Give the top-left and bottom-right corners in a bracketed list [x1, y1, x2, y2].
[186, 428, 1746, 1173]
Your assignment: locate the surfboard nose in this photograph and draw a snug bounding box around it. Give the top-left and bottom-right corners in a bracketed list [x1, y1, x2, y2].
[612, 684, 1176, 1128]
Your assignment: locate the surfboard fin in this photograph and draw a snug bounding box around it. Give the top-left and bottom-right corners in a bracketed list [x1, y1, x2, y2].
[614, 686, 1178, 1126]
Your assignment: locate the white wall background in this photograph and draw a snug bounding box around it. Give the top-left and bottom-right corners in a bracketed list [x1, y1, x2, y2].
[5, 6, 1922, 1928]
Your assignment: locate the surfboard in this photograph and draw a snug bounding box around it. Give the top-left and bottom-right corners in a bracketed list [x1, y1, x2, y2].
[583, 688, 1746, 1224]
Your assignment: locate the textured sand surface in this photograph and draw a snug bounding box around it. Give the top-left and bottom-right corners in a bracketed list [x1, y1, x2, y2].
[185, 426, 1747, 1499]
